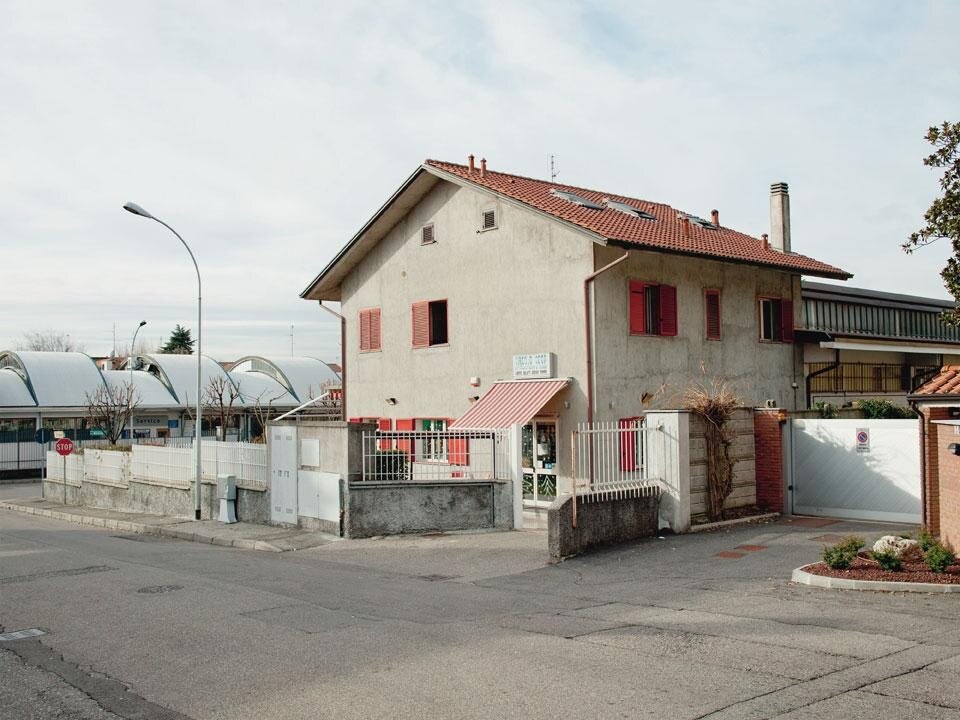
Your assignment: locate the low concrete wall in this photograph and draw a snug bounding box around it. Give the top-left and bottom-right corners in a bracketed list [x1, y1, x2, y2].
[43, 478, 269, 522]
[345, 480, 512, 538]
[548, 489, 659, 561]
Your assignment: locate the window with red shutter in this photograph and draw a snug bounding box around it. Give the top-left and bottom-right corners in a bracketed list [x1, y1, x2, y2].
[359, 308, 381, 352]
[705, 290, 721, 340]
[377, 417, 393, 450]
[619, 417, 640, 471]
[411, 302, 429, 348]
[759, 297, 793, 343]
[780, 299, 795, 343]
[396, 418, 415, 460]
[628, 282, 677, 337]
[412, 300, 448, 347]
[446, 418, 469, 466]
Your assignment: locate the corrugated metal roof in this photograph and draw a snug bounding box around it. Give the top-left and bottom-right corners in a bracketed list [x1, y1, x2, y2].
[0, 368, 36, 407]
[102, 370, 179, 408]
[451, 379, 569, 429]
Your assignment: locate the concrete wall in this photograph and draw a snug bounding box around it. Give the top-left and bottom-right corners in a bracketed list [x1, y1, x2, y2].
[344, 479, 512, 538]
[688, 407, 756, 522]
[592, 244, 801, 416]
[547, 489, 659, 561]
[42, 477, 268, 522]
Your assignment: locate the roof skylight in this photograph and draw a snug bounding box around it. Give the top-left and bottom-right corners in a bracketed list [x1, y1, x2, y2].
[550, 189, 604, 210]
[685, 214, 718, 230]
[604, 199, 656, 220]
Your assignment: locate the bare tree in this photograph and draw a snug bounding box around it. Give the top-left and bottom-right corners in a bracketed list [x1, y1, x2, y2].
[19, 331, 85, 352]
[248, 390, 282, 443]
[85, 381, 140, 446]
[204, 376, 241, 440]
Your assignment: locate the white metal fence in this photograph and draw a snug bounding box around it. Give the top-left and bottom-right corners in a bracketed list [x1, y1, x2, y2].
[572, 420, 664, 496]
[362, 429, 511, 482]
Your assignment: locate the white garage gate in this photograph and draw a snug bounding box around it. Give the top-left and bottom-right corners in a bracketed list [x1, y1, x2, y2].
[787, 418, 921, 524]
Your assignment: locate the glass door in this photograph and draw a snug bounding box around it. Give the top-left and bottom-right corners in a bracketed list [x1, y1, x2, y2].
[522, 419, 557, 505]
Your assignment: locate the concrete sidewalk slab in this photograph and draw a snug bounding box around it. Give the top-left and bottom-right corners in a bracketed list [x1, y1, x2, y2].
[0, 498, 338, 553]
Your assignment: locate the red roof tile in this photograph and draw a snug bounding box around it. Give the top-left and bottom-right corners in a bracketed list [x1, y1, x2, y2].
[913, 366, 960, 396]
[425, 160, 851, 280]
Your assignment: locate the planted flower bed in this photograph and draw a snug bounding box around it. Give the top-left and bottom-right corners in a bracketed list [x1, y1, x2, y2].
[805, 554, 960, 585]
[802, 533, 960, 586]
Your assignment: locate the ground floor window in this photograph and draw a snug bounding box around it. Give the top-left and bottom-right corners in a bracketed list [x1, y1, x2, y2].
[421, 418, 447, 460]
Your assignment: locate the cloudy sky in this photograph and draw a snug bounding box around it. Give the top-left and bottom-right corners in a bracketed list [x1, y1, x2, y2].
[2, 1, 958, 362]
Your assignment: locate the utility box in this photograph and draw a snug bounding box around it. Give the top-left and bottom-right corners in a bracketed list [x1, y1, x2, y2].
[218, 474, 237, 524]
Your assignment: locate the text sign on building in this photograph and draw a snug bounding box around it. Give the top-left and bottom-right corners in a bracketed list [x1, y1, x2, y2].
[856, 428, 870, 454]
[133, 416, 166, 427]
[512, 353, 556, 380]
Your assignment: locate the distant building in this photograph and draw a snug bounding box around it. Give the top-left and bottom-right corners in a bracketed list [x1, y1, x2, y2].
[800, 282, 960, 407]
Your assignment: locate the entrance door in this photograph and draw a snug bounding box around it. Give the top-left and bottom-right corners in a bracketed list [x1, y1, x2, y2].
[522, 419, 558, 505]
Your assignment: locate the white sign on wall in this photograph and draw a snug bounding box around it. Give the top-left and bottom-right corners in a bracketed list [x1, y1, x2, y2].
[512, 353, 556, 380]
[856, 428, 870, 453]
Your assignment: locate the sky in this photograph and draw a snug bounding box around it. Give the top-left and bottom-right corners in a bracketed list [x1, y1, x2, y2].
[2, 0, 959, 362]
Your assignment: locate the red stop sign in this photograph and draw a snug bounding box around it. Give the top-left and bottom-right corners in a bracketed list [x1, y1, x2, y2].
[55, 438, 74, 456]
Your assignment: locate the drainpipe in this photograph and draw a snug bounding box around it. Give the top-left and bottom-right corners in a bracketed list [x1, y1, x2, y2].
[909, 398, 927, 529]
[805, 349, 840, 410]
[584, 252, 630, 426]
[318, 301, 346, 420]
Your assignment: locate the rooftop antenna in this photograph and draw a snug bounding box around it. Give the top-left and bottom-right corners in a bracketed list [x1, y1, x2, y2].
[550, 155, 559, 182]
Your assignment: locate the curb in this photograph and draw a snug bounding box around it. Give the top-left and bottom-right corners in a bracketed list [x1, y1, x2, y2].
[688, 512, 780, 533]
[791, 564, 960, 593]
[0, 501, 285, 553]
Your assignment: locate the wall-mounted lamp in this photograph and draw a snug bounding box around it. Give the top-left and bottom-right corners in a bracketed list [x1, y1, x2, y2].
[385, 397, 397, 406]
[949, 443, 960, 456]
[468, 395, 480, 403]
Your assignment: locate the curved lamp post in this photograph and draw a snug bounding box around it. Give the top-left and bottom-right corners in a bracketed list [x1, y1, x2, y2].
[128, 320, 147, 445]
[123, 202, 203, 520]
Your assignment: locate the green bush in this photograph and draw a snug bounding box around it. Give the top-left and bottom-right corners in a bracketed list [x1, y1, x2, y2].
[918, 529, 937, 553]
[925, 542, 956, 573]
[373, 449, 408, 480]
[854, 399, 915, 419]
[838, 535, 865, 553]
[871, 549, 903, 571]
[813, 401, 839, 419]
[822, 544, 857, 570]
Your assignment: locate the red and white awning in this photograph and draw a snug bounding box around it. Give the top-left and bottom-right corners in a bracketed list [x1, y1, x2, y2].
[450, 379, 570, 429]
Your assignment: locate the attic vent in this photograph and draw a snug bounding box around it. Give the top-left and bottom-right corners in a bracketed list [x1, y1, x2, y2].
[550, 189, 604, 210]
[421, 223, 435, 245]
[482, 209, 497, 230]
[604, 199, 656, 220]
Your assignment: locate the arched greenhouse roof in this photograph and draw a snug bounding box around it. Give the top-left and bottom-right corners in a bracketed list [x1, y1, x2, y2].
[0, 351, 105, 407]
[229, 356, 340, 403]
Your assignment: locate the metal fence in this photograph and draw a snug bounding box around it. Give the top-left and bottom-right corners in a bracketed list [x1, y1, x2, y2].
[572, 420, 664, 496]
[362, 428, 511, 482]
[808, 362, 939, 394]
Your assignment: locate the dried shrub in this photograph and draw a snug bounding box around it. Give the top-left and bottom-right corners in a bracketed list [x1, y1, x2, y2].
[682, 378, 741, 522]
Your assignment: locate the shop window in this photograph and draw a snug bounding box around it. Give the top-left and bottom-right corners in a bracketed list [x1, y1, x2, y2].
[629, 281, 677, 336]
[359, 308, 381, 352]
[412, 299, 448, 347]
[759, 297, 794, 343]
[705, 290, 721, 340]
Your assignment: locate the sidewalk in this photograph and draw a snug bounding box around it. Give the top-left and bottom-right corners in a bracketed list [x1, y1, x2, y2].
[0, 496, 338, 553]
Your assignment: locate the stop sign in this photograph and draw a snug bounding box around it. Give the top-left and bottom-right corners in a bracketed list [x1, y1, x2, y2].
[55, 438, 74, 456]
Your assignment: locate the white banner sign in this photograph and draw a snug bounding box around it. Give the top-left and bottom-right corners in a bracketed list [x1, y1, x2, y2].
[512, 353, 556, 380]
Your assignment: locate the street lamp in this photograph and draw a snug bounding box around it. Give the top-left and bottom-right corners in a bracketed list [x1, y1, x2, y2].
[123, 202, 203, 520]
[128, 320, 146, 446]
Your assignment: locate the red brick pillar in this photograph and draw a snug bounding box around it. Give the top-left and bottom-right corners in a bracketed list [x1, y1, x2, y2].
[754, 409, 786, 513]
[922, 408, 950, 536]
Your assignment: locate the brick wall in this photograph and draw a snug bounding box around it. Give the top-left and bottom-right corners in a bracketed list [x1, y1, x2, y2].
[922, 407, 951, 537]
[930, 408, 960, 548]
[754, 409, 786, 513]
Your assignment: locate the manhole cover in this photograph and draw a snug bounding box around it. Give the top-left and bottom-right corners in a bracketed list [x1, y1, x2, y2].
[137, 585, 183, 595]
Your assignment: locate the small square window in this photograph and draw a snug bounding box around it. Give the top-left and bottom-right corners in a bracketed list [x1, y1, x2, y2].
[421, 223, 435, 245]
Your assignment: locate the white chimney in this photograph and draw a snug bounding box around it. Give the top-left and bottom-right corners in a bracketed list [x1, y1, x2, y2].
[769, 182, 791, 253]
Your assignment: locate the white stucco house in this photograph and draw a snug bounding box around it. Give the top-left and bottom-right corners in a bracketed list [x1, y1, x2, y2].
[300, 156, 850, 506]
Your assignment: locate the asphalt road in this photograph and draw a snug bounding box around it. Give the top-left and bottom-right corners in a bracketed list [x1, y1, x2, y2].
[3, 488, 960, 719]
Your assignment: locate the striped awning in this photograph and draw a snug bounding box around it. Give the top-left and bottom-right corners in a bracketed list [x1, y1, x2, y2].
[450, 378, 570, 429]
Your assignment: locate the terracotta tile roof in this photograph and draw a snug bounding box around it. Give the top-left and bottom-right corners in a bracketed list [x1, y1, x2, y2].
[425, 160, 852, 280]
[913, 366, 960, 396]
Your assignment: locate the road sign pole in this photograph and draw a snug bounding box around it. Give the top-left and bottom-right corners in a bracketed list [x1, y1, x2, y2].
[62, 454, 66, 505]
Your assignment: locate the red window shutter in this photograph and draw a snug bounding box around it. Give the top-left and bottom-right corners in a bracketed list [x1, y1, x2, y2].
[619, 418, 638, 471]
[629, 281, 646, 334]
[659, 285, 678, 337]
[412, 302, 429, 348]
[446, 418, 469, 466]
[377, 417, 393, 450]
[705, 291, 721, 340]
[396, 418, 415, 460]
[370, 308, 381, 351]
[781, 299, 795, 343]
[348, 417, 362, 423]
[359, 310, 371, 351]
